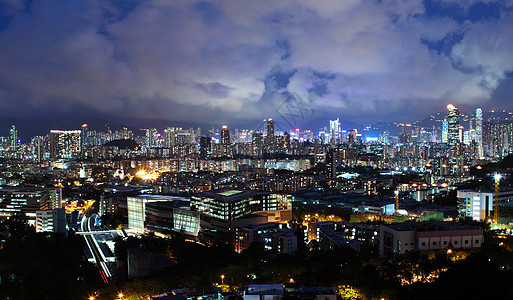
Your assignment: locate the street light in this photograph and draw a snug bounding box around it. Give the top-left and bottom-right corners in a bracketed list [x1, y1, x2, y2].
[118, 292, 124, 299]
[221, 274, 225, 285]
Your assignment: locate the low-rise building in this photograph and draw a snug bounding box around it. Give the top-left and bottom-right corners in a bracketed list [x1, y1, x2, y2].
[457, 189, 513, 221]
[379, 221, 484, 257]
[261, 229, 297, 254]
[36, 208, 66, 234]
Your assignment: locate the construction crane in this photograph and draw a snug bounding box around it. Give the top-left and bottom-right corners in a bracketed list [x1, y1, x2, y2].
[494, 173, 501, 224]
[394, 189, 400, 216]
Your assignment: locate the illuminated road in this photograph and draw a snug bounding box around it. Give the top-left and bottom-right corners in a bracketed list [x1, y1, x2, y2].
[80, 214, 113, 284]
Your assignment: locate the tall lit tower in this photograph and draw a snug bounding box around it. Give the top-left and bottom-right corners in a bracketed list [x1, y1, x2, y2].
[9, 125, 18, 152]
[145, 128, 157, 147]
[442, 119, 448, 143]
[252, 131, 263, 157]
[81, 124, 88, 157]
[163, 127, 176, 148]
[221, 125, 230, 145]
[447, 104, 460, 150]
[475, 108, 483, 147]
[49, 130, 82, 159]
[329, 118, 340, 145]
[199, 136, 211, 160]
[31, 136, 44, 163]
[267, 118, 274, 137]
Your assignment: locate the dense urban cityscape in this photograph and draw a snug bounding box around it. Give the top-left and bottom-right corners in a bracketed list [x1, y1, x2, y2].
[1, 103, 513, 299]
[1, 0, 513, 299]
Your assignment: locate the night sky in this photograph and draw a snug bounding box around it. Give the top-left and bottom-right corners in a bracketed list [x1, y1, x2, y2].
[0, 0, 513, 130]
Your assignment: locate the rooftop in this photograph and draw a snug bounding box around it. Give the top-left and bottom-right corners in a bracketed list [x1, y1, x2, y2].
[384, 221, 482, 232]
[195, 189, 270, 202]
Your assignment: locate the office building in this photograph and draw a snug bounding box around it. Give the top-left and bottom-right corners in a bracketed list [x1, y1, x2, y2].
[0, 187, 62, 224]
[127, 195, 190, 234]
[190, 189, 292, 236]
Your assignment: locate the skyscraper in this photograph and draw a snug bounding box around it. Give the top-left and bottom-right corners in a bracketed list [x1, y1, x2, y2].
[199, 136, 211, 159]
[267, 118, 274, 137]
[252, 131, 263, 157]
[329, 118, 340, 145]
[9, 125, 18, 152]
[447, 104, 460, 150]
[221, 125, 230, 145]
[475, 108, 483, 148]
[163, 127, 176, 148]
[442, 119, 448, 144]
[399, 124, 412, 144]
[145, 128, 158, 147]
[31, 136, 44, 162]
[49, 130, 82, 158]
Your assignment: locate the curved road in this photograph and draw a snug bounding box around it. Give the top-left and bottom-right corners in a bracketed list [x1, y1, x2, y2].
[81, 214, 112, 284]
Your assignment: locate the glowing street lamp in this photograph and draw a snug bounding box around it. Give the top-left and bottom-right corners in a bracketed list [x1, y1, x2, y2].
[118, 292, 124, 299]
[221, 274, 225, 285]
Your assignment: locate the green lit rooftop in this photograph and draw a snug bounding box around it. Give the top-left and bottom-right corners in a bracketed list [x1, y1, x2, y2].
[217, 190, 244, 197]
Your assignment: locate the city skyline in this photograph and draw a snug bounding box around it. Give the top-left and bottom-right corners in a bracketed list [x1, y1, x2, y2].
[2, 2, 513, 299]
[0, 1, 512, 128]
[3, 102, 513, 143]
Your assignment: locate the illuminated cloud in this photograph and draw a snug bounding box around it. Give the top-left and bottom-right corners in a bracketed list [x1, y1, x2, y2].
[0, 0, 512, 126]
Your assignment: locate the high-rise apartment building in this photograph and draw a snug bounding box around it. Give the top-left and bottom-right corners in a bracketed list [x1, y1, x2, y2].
[329, 118, 340, 145]
[447, 104, 460, 150]
[163, 127, 176, 148]
[145, 128, 158, 148]
[9, 125, 18, 152]
[441, 119, 448, 143]
[221, 125, 230, 145]
[31, 136, 44, 162]
[267, 118, 274, 137]
[252, 131, 263, 157]
[399, 124, 412, 144]
[49, 130, 82, 159]
[475, 108, 483, 146]
[199, 136, 211, 159]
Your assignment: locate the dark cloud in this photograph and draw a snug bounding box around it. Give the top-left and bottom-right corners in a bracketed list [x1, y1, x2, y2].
[0, 0, 512, 128]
